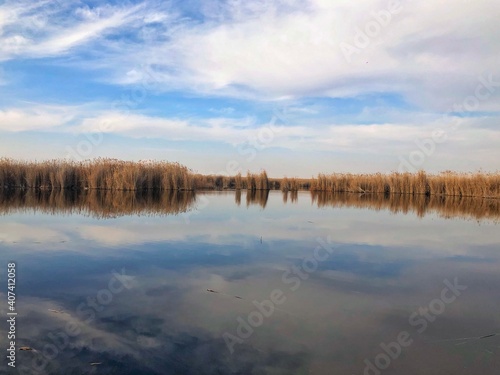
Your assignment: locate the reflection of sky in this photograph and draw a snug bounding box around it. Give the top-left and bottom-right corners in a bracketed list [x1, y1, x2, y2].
[0, 192, 499, 374]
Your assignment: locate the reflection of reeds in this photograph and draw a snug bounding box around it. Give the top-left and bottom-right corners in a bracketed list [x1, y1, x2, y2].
[246, 190, 269, 208]
[235, 190, 242, 206]
[0, 189, 196, 219]
[310, 171, 500, 198]
[282, 190, 299, 203]
[310, 191, 500, 222]
[2, 188, 499, 221]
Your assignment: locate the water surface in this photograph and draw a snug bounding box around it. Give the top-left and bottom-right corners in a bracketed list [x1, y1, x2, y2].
[1, 191, 499, 374]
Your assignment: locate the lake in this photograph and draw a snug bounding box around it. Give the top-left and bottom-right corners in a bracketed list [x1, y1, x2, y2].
[1, 190, 499, 374]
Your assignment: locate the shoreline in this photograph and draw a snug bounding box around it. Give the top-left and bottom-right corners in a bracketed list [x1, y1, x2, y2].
[1, 159, 499, 199]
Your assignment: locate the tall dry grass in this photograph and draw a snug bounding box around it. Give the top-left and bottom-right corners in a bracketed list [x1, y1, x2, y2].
[1, 158, 498, 199]
[246, 171, 270, 191]
[191, 172, 244, 190]
[280, 177, 311, 192]
[309, 171, 500, 198]
[0, 158, 194, 191]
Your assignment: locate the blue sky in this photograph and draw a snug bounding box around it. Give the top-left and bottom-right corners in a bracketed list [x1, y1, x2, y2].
[0, 0, 499, 177]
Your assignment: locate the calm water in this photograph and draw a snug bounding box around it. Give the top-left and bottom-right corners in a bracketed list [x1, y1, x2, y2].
[1, 191, 499, 374]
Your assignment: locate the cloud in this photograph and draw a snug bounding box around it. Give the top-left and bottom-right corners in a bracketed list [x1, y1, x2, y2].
[31, 5, 145, 57]
[0, 105, 78, 131]
[101, 0, 500, 108]
[60, 110, 500, 158]
[76, 112, 259, 144]
[0, 0, 150, 60]
[1, 0, 499, 109]
[0, 104, 498, 173]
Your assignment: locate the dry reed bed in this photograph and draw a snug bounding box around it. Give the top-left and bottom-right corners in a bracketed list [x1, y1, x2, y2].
[308, 171, 500, 198]
[0, 158, 194, 191]
[193, 171, 273, 190]
[280, 177, 311, 192]
[1, 159, 499, 199]
[311, 191, 500, 222]
[0, 189, 195, 219]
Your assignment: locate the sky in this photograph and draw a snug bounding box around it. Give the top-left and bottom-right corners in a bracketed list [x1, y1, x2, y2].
[0, 0, 499, 177]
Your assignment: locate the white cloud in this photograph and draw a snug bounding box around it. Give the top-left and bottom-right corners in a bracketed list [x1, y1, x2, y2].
[0, 104, 498, 173]
[1, 1, 499, 109]
[101, 0, 500, 108]
[31, 5, 144, 57]
[76, 112, 259, 144]
[0, 105, 78, 131]
[0, 1, 150, 60]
